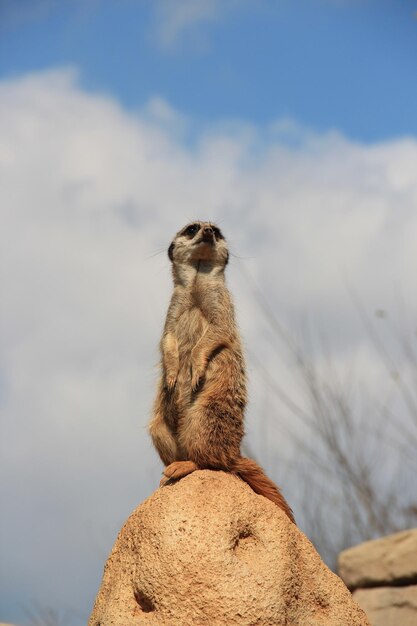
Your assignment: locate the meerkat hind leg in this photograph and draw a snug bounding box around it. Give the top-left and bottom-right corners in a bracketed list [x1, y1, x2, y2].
[160, 460, 198, 486]
[149, 409, 179, 467]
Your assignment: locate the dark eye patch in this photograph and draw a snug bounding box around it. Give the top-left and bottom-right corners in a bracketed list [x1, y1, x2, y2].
[212, 226, 224, 240]
[168, 242, 174, 261]
[182, 223, 200, 237]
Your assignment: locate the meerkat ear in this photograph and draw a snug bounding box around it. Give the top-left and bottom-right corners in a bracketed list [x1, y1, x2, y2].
[168, 242, 175, 262]
[224, 250, 229, 266]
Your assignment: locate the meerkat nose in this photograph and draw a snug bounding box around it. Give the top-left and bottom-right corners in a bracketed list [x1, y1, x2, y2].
[203, 226, 214, 238]
[202, 226, 215, 242]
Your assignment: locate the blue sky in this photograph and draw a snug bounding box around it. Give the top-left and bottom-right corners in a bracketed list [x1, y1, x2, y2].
[1, 0, 416, 141]
[1, 2, 417, 625]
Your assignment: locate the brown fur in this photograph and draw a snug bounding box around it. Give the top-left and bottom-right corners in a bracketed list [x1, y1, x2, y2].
[149, 221, 295, 523]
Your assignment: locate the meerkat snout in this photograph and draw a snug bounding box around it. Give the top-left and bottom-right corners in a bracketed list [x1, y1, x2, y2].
[201, 226, 214, 242]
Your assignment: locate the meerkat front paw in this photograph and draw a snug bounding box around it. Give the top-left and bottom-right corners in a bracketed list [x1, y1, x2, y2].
[165, 372, 177, 390]
[164, 362, 179, 390]
[163, 336, 179, 390]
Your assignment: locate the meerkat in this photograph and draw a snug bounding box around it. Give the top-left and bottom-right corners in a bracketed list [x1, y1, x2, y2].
[149, 221, 294, 523]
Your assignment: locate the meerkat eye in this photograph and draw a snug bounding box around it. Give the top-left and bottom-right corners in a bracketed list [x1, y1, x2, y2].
[184, 224, 200, 237]
[212, 227, 224, 240]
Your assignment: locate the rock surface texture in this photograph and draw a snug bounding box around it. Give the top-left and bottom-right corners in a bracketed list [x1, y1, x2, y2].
[338, 528, 417, 626]
[89, 470, 369, 626]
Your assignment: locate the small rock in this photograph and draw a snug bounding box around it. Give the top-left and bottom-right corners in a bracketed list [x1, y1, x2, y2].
[338, 528, 417, 590]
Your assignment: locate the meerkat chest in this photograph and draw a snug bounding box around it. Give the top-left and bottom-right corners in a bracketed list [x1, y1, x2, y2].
[170, 277, 223, 355]
[175, 306, 208, 355]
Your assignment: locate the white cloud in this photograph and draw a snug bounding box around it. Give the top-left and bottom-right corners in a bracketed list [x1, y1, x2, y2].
[151, 0, 222, 46]
[1, 68, 417, 624]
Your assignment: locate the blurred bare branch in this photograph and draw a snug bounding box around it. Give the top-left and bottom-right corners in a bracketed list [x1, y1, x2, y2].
[243, 267, 417, 569]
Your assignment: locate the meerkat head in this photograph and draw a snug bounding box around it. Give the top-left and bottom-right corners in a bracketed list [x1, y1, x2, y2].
[168, 221, 229, 270]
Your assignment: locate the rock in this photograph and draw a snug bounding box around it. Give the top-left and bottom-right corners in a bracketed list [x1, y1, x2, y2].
[353, 585, 417, 626]
[89, 470, 369, 625]
[338, 528, 417, 590]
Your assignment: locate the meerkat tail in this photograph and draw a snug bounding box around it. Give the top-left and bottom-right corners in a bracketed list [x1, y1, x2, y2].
[233, 457, 295, 524]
